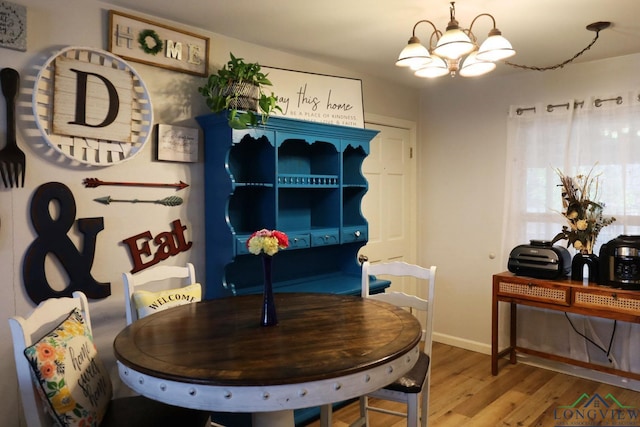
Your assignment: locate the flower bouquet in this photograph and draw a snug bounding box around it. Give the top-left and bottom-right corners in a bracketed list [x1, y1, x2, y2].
[246, 229, 289, 256]
[246, 229, 289, 326]
[550, 165, 615, 254]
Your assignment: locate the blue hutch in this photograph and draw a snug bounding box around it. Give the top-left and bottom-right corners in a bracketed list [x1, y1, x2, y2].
[196, 113, 389, 299]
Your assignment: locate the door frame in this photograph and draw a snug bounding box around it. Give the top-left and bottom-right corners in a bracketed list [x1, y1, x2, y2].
[363, 113, 418, 267]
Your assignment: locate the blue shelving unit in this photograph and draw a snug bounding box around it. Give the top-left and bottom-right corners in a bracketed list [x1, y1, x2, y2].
[197, 113, 388, 299]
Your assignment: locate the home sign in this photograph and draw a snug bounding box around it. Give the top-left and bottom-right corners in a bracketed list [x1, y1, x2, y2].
[108, 10, 209, 77]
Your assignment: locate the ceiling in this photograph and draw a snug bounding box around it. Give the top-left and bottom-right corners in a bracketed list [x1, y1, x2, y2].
[102, 0, 640, 88]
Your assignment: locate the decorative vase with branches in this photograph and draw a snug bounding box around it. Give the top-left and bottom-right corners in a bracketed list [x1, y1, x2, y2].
[551, 165, 616, 254]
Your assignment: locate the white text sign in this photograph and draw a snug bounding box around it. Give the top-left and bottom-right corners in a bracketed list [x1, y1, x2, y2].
[262, 66, 364, 128]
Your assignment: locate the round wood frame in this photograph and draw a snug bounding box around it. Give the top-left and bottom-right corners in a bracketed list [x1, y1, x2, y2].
[32, 46, 153, 166]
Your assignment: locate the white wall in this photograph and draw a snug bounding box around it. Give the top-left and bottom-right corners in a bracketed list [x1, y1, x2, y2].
[8, 2, 640, 424]
[419, 54, 640, 354]
[0, 1, 419, 425]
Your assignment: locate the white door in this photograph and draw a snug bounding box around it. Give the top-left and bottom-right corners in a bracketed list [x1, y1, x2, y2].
[361, 118, 418, 295]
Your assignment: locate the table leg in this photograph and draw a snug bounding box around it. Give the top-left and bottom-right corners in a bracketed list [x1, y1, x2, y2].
[320, 404, 332, 427]
[252, 410, 295, 427]
[491, 291, 499, 375]
[509, 302, 517, 364]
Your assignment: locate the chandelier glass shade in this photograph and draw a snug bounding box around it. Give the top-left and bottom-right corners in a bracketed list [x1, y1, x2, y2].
[433, 28, 474, 60]
[413, 55, 449, 78]
[476, 30, 516, 61]
[395, 37, 432, 69]
[459, 51, 496, 77]
[396, 2, 515, 79]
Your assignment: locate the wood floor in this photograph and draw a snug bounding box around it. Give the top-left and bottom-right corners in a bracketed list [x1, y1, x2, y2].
[304, 342, 640, 427]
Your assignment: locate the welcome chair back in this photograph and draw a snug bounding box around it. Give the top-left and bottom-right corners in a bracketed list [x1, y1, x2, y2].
[122, 262, 199, 324]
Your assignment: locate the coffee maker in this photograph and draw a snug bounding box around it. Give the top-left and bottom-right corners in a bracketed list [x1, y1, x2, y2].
[598, 235, 640, 289]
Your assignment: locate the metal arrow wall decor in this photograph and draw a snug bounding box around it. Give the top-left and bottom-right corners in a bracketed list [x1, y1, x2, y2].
[93, 195, 183, 206]
[83, 178, 189, 190]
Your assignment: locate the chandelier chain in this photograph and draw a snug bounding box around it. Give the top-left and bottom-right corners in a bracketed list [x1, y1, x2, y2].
[504, 31, 601, 72]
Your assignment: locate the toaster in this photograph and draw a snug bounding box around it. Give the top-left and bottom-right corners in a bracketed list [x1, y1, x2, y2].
[508, 240, 571, 279]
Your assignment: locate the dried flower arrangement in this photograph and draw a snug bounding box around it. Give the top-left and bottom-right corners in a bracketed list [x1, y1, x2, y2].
[551, 165, 616, 254]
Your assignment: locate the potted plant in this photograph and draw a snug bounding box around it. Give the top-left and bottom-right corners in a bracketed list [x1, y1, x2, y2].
[198, 53, 281, 129]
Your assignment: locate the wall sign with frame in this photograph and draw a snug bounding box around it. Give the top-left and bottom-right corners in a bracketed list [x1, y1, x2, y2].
[0, 1, 26, 51]
[156, 124, 199, 163]
[261, 66, 364, 128]
[108, 10, 209, 77]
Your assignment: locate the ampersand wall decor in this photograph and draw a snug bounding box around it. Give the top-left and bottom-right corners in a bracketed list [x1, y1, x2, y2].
[23, 182, 110, 304]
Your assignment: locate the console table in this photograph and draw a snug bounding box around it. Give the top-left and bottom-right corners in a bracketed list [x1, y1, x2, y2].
[492, 271, 640, 380]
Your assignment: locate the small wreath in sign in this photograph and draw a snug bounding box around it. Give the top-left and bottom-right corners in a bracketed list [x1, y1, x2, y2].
[138, 29, 163, 55]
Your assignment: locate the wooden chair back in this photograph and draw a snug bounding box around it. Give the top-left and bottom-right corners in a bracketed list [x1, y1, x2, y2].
[122, 262, 198, 324]
[361, 260, 437, 427]
[363, 261, 436, 355]
[9, 291, 91, 427]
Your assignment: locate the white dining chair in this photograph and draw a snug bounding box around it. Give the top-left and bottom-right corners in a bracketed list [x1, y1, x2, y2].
[9, 291, 210, 427]
[321, 260, 437, 427]
[122, 262, 201, 324]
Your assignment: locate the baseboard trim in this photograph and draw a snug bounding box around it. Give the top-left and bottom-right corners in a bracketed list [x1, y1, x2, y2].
[433, 332, 491, 355]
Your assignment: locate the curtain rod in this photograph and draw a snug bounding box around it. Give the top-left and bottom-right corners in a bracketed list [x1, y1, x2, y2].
[516, 95, 640, 116]
[516, 96, 625, 116]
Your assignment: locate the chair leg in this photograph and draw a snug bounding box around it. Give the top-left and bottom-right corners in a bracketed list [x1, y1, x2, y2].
[407, 394, 419, 427]
[320, 404, 333, 427]
[421, 389, 429, 427]
[359, 396, 368, 427]
[421, 376, 430, 427]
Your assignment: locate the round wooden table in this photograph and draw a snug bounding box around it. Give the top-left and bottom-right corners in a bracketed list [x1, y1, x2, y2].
[113, 293, 421, 426]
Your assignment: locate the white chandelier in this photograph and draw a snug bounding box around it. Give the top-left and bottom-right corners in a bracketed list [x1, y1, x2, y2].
[396, 2, 515, 78]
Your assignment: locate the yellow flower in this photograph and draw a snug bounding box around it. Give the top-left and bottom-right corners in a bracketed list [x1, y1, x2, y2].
[50, 387, 76, 413]
[576, 219, 588, 231]
[573, 240, 584, 250]
[248, 237, 265, 255]
[567, 211, 579, 219]
[262, 237, 279, 256]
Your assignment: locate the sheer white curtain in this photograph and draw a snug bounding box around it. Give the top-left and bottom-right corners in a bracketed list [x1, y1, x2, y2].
[502, 91, 640, 374]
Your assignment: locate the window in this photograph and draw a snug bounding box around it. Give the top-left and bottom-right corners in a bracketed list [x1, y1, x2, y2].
[503, 94, 640, 259]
